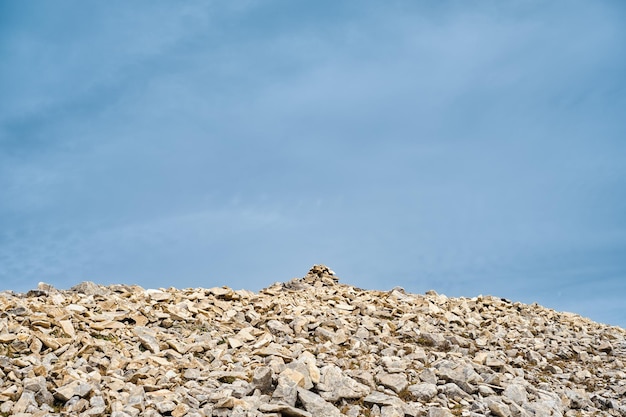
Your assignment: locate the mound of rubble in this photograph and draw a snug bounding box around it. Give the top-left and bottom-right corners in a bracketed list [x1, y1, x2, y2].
[1, 265, 625, 417]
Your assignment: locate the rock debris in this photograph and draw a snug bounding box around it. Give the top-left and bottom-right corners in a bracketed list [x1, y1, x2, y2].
[0, 265, 625, 416]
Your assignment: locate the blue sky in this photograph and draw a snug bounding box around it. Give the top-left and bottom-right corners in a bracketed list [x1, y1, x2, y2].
[1, 1, 625, 327]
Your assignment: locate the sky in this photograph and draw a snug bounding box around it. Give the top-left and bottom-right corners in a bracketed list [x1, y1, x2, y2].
[1, 1, 625, 327]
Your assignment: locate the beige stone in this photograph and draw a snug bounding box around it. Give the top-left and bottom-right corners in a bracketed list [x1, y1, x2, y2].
[0, 265, 623, 417]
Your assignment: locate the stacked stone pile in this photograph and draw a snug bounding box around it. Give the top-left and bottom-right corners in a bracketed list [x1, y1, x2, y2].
[0, 265, 625, 417]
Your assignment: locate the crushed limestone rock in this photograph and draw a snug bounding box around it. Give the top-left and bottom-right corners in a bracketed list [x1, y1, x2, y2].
[0, 265, 625, 416]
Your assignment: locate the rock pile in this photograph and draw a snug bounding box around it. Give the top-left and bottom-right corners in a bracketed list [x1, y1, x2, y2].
[1, 265, 625, 417]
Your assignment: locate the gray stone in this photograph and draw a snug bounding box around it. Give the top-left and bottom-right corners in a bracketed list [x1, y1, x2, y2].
[156, 401, 177, 414]
[381, 405, 404, 417]
[364, 391, 406, 408]
[252, 366, 273, 392]
[508, 402, 532, 417]
[111, 411, 133, 417]
[22, 376, 47, 393]
[525, 350, 543, 365]
[564, 389, 590, 409]
[427, 407, 453, 417]
[439, 383, 472, 401]
[488, 400, 512, 417]
[503, 383, 528, 405]
[133, 326, 160, 353]
[183, 368, 201, 380]
[54, 381, 94, 401]
[297, 388, 341, 417]
[318, 365, 371, 402]
[409, 383, 438, 401]
[376, 373, 408, 394]
[71, 281, 111, 296]
[438, 365, 480, 394]
[267, 319, 294, 336]
[285, 361, 313, 389]
[419, 368, 437, 385]
[13, 391, 36, 414]
[273, 374, 299, 406]
[259, 402, 313, 417]
[346, 369, 376, 388]
[22, 375, 54, 406]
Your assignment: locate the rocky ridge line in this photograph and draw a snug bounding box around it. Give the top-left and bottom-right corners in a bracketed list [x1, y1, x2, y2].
[0, 265, 625, 417]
